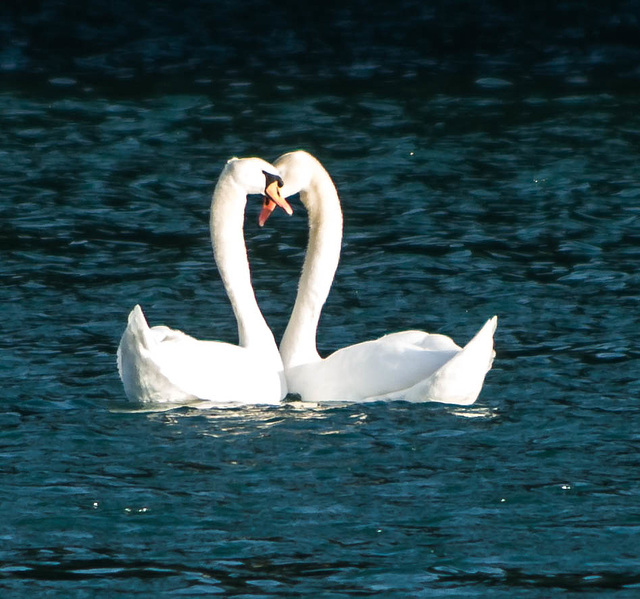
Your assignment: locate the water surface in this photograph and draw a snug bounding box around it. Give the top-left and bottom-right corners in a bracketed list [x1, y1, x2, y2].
[2, 25, 640, 597]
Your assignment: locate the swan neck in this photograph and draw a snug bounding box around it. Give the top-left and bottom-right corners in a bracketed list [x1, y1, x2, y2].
[280, 168, 343, 368]
[210, 176, 276, 351]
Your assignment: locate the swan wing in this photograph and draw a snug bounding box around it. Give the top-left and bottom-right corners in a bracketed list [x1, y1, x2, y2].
[286, 328, 460, 402]
[117, 305, 282, 405]
[286, 317, 496, 405]
[397, 316, 497, 405]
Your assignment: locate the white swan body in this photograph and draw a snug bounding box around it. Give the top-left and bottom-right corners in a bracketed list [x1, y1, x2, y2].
[283, 318, 496, 405]
[266, 151, 497, 405]
[117, 157, 292, 405]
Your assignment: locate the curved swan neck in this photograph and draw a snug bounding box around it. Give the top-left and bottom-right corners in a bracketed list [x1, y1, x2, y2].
[210, 175, 275, 350]
[280, 160, 343, 368]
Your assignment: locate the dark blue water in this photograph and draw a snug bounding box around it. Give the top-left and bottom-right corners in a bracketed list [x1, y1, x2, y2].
[2, 3, 640, 596]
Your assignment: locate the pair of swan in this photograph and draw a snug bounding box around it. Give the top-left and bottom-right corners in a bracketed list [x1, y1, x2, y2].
[117, 151, 497, 407]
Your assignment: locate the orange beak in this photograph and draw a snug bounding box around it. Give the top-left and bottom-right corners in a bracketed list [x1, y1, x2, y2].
[258, 197, 278, 227]
[259, 179, 292, 227]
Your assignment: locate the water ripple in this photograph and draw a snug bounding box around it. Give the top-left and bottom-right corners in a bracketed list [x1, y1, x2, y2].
[2, 78, 640, 596]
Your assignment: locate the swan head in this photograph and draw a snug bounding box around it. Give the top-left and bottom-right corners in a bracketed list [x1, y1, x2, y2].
[258, 151, 317, 226]
[223, 157, 293, 217]
[274, 151, 316, 198]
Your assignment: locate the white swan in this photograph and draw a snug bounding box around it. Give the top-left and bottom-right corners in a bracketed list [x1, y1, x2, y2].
[261, 150, 497, 405]
[117, 157, 293, 405]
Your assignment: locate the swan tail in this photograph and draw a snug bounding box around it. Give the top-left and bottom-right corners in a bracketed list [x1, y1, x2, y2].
[126, 304, 151, 344]
[117, 305, 152, 395]
[117, 305, 194, 404]
[402, 316, 497, 405]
